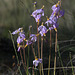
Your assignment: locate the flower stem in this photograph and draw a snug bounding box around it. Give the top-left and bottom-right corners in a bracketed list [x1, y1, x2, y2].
[48, 30, 51, 75]
[32, 66, 35, 75]
[41, 36, 44, 75]
[23, 41, 27, 68]
[20, 49, 26, 72]
[37, 22, 40, 58]
[54, 32, 57, 75]
[31, 44, 35, 58]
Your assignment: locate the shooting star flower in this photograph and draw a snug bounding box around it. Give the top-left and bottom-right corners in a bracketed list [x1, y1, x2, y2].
[12, 28, 23, 35]
[38, 24, 47, 36]
[33, 57, 42, 67]
[30, 34, 37, 42]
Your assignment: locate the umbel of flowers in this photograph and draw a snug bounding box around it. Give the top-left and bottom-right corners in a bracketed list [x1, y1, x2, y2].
[11, 0, 64, 74]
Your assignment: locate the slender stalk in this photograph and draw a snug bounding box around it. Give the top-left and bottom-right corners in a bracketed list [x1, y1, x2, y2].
[23, 49, 26, 67]
[48, 30, 51, 75]
[31, 44, 35, 58]
[37, 22, 40, 58]
[27, 58, 29, 75]
[20, 49, 26, 72]
[41, 36, 44, 75]
[54, 32, 57, 75]
[23, 41, 27, 68]
[9, 31, 22, 75]
[41, 36, 43, 59]
[32, 66, 35, 75]
[27, 45, 30, 75]
[69, 52, 74, 75]
[26, 46, 29, 75]
[37, 22, 41, 75]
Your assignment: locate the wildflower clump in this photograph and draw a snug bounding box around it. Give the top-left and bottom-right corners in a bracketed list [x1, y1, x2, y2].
[11, 0, 64, 75]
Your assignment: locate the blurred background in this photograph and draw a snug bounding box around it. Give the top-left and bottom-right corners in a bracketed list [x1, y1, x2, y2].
[0, 0, 75, 74]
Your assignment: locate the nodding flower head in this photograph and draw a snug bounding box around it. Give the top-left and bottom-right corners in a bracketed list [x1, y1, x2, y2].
[30, 34, 37, 42]
[45, 19, 53, 27]
[35, 14, 42, 22]
[31, 6, 44, 19]
[51, 2, 60, 15]
[53, 23, 59, 32]
[50, 11, 58, 19]
[12, 27, 23, 35]
[33, 57, 42, 67]
[19, 31, 25, 40]
[45, 17, 52, 26]
[38, 24, 47, 36]
[17, 36, 23, 45]
[49, 27, 54, 31]
[59, 10, 65, 17]
[51, 4, 60, 12]
[48, 23, 58, 31]
[25, 40, 32, 48]
[47, 12, 58, 25]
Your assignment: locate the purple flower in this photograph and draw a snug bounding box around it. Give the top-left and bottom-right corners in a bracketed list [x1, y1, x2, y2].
[19, 32, 25, 40]
[52, 23, 59, 32]
[17, 36, 23, 44]
[31, 8, 44, 19]
[49, 27, 54, 30]
[51, 1, 60, 14]
[12, 28, 23, 35]
[49, 12, 58, 23]
[38, 25, 47, 36]
[45, 12, 58, 28]
[24, 40, 32, 48]
[35, 14, 42, 22]
[45, 19, 52, 27]
[30, 34, 37, 42]
[59, 10, 65, 17]
[26, 40, 32, 45]
[48, 23, 58, 31]
[33, 58, 42, 67]
[51, 4, 60, 13]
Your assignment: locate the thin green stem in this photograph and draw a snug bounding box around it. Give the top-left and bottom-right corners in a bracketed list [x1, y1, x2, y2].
[9, 31, 22, 75]
[48, 30, 51, 75]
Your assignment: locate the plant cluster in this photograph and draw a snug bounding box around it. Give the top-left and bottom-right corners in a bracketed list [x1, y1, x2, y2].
[10, 0, 65, 75]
